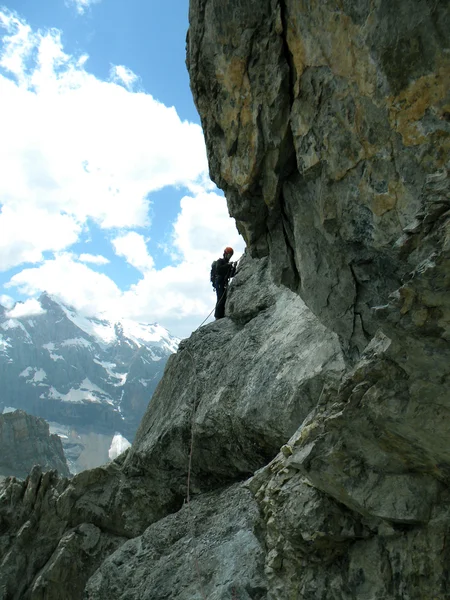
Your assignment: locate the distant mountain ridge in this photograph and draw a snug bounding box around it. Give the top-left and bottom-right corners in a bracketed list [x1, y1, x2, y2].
[0, 293, 179, 471]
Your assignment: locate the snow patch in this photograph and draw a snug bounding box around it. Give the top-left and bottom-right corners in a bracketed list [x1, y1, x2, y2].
[42, 386, 62, 400]
[42, 343, 65, 362]
[41, 379, 113, 404]
[1, 319, 32, 342]
[32, 368, 47, 383]
[120, 319, 179, 353]
[116, 372, 127, 386]
[19, 367, 33, 377]
[93, 358, 128, 386]
[2, 319, 20, 331]
[59, 304, 116, 346]
[0, 335, 11, 353]
[20, 367, 47, 384]
[61, 338, 93, 349]
[40, 296, 179, 353]
[108, 433, 131, 460]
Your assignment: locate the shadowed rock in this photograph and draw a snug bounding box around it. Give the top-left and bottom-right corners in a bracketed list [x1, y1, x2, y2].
[0, 410, 70, 479]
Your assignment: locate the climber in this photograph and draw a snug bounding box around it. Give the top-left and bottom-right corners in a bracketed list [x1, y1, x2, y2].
[210, 246, 237, 319]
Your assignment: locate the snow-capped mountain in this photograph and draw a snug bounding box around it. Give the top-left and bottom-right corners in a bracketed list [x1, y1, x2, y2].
[0, 293, 179, 472]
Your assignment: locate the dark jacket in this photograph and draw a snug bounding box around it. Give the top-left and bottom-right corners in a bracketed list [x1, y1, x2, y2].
[211, 258, 236, 288]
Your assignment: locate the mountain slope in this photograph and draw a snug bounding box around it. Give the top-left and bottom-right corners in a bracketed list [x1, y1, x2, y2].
[0, 293, 178, 470]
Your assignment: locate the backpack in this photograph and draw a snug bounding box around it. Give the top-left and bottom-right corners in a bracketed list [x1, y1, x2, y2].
[210, 261, 218, 286]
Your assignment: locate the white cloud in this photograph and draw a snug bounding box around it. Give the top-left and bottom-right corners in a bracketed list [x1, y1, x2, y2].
[112, 232, 155, 273]
[110, 65, 138, 91]
[7, 253, 122, 317]
[78, 253, 110, 265]
[66, 0, 101, 15]
[6, 298, 46, 318]
[0, 205, 82, 271]
[0, 294, 14, 309]
[118, 191, 245, 335]
[0, 9, 246, 339]
[0, 10, 209, 271]
[7, 192, 245, 338]
[172, 191, 241, 260]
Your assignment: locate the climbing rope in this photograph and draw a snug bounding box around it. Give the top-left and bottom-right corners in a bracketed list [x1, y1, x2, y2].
[184, 344, 208, 600]
[182, 257, 242, 599]
[182, 289, 226, 600]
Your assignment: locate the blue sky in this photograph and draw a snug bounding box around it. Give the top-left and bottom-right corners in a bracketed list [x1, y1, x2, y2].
[10, 0, 198, 122]
[0, 0, 245, 337]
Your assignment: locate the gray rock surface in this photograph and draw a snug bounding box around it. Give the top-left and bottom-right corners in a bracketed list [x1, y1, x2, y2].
[0, 411, 70, 479]
[0, 255, 344, 598]
[85, 483, 266, 600]
[0, 466, 125, 600]
[125, 254, 344, 496]
[187, 0, 450, 355]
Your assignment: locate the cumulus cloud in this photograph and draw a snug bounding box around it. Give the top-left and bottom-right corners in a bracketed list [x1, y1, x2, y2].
[6, 298, 46, 318]
[7, 253, 123, 317]
[0, 294, 14, 309]
[0, 9, 209, 271]
[112, 232, 155, 273]
[0, 205, 82, 271]
[172, 191, 241, 260]
[7, 192, 245, 337]
[1, 9, 246, 338]
[109, 65, 138, 91]
[118, 191, 245, 335]
[78, 253, 110, 265]
[65, 0, 101, 15]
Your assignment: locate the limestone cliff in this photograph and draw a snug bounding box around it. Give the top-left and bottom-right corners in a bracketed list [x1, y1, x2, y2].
[0, 411, 70, 480]
[0, 1, 449, 599]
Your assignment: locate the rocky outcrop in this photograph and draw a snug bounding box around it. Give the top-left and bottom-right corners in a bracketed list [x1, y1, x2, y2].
[85, 483, 266, 600]
[0, 411, 70, 479]
[185, 0, 450, 597]
[187, 0, 450, 355]
[0, 256, 344, 598]
[126, 255, 344, 495]
[1, 1, 449, 598]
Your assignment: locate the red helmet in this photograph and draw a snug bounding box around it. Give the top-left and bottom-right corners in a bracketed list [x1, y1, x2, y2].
[224, 246, 234, 256]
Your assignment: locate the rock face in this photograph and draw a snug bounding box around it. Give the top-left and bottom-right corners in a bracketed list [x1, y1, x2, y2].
[0, 411, 70, 479]
[0, 257, 345, 599]
[187, 0, 450, 355]
[85, 483, 266, 600]
[185, 0, 450, 597]
[1, 1, 449, 599]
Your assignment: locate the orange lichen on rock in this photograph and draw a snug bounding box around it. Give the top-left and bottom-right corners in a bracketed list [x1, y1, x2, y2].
[388, 59, 450, 147]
